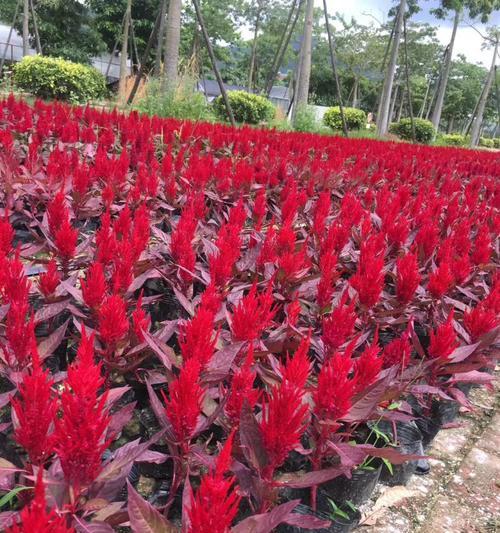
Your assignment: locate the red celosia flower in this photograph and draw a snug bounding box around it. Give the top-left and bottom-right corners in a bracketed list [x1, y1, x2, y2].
[209, 223, 242, 288]
[179, 306, 217, 367]
[162, 359, 205, 451]
[111, 240, 135, 293]
[38, 259, 60, 298]
[54, 328, 109, 493]
[464, 303, 498, 342]
[354, 334, 382, 393]
[54, 217, 78, 261]
[281, 336, 311, 390]
[260, 379, 309, 477]
[396, 252, 420, 305]
[230, 283, 276, 342]
[451, 255, 471, 286]
[350, 234, 385, 308]
[187, 432, 241, 533]
[428, 262, 454, 299]
[200, 283, 221, 315]
[225, 347, 259, 425]
[170, 201, 198, 283]
[81, 262, 107, 309]
[416, 222, 439, 258]
[1, 251, 30, 305]
[0, 214, 14, 255]
[317, 250, 339, 311]
[322, 292, 357, 355]
[286, 298, 301, 327]
[6, 470, 74, 533]
[313, 351, 355, 423]
[47, 191, 67, 236]
[132, 291, 150, 342]
[11, 348, 57, 465]
[98, 294, 129, 350]
[428, 311, 458, 360]
[471, 226, 491, 266]
[313, 191, 331, 236]
[382, 331, 412, 369]
[95, 211, 116, 265]
[4, 303, 36, 367]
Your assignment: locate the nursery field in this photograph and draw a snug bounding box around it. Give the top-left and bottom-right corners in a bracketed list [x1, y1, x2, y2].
[0, 95, 498, 532]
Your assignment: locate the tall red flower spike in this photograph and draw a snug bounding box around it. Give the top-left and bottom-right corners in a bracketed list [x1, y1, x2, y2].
[11, 346, 57, 465]
[54, 328, 109, 494]
[6, 470, 74, 533]
[187, 432, 241, 533]
[428, 311, 458, 360]
[162, 359, 205, 453]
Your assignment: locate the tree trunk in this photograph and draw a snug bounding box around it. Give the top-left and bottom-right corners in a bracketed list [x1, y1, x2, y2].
[154, 0, 168, 77]
[419, 76, 431, 118]
[352, 76, 359, 107]
[447, 116, 454, 133]
[470, 37, 499, 147]
[264, 0, 302, 97]
[292, 0, 314, 124]
[127, 9, 163, 104]
[22, 0, 29, 56]
[396, 89, 404, 122]
[1, 0, 21, 76]
[431, 8, 460, 132]
[163, 0, 182, 91]
[323, 0, 348, 136]
[402, 16, 415, 141]
[119, 0, 132, 96]
[376, 0, 406, 136]
[248, 0, 263, 92]
[389, 84, 399, 122]
[192, 0, 235, 126]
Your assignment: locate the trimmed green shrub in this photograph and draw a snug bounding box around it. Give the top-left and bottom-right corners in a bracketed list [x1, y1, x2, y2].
[323, 106, 366, 131]
[479, 137, 495, 148]
[441, 133, 467, 147]
[493, 138, 500, 149]
[390, 118, 436, 144]
[213, 91, 275, 124]
[13, 56, 106, 104]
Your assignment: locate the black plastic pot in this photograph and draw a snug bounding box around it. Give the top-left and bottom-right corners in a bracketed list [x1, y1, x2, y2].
[377, 421, 424, 486]
[318, 464, 382, 507]
[277, 503, 361, 533]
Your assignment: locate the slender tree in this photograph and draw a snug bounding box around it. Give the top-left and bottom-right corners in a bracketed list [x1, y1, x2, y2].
[292, 0, 314, 124]
[163, 0, 182, 90]
[430, 5, 460, 132]
[29, 0, 42, 54]
[376, 0, 406, 136]
[22, 0, 29, 56]
[470, 30, 499, 146]
[323, 0, 348, 136]
[248, 0, 263, 91]
[264, 0, 302, 97]
[192, 0, 235, 126]
[119, 0, 132, 96]
[154, 0, 168, 77]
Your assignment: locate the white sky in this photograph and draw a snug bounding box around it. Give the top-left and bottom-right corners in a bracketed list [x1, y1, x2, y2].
[320, 0, 499, 65]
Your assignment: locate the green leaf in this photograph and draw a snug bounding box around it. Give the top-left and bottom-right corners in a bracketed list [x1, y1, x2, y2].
[0, 486, 32, 509]
[382, 458, 394, 476]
